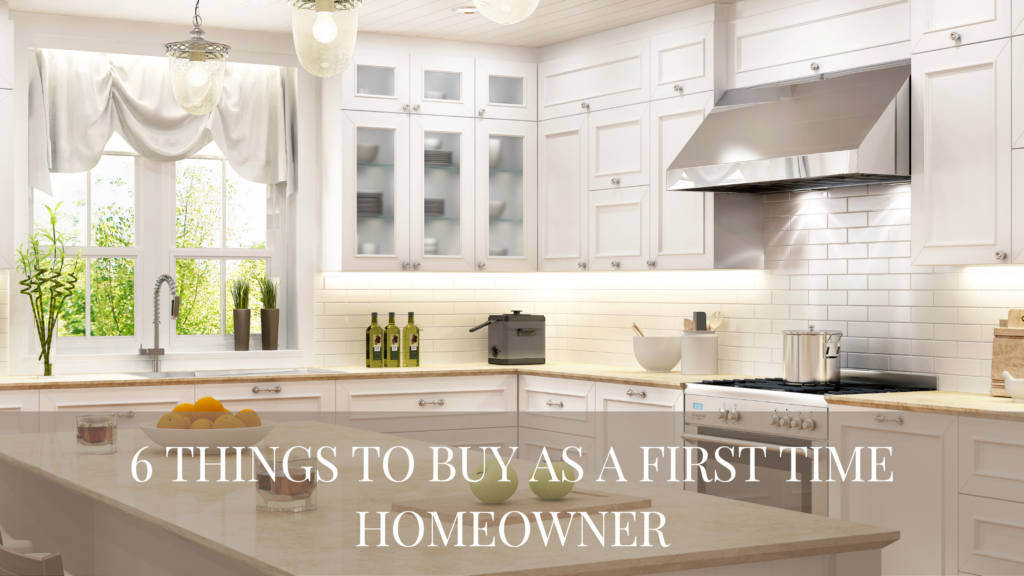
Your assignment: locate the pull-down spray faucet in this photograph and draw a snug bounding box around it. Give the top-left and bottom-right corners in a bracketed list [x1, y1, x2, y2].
[139, 274, 180, 373]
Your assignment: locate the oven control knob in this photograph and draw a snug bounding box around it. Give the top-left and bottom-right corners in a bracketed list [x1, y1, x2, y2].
[770, 414, 780, 426]
[802, 418, 815, 430]
[779, 415, 791, 427]
[728, 409, 740, 422]
[719, 408, 728, 420]
[790, 417, 802, 429]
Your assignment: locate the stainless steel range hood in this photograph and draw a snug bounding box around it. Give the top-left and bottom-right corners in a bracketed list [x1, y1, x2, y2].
[667, 63, 910, 194]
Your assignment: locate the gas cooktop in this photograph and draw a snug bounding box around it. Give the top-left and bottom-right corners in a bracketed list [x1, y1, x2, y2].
[698, 370, 937, 396]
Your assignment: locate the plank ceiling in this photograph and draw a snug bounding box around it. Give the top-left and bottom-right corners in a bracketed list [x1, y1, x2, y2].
[8, 0, 718, 48]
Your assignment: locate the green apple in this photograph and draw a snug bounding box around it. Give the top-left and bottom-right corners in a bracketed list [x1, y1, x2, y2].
[469, 458, 518, 504]
[529, 461, 576, 500]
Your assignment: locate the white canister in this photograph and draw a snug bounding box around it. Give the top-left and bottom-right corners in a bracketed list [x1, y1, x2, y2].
[680, 332, 718, 375]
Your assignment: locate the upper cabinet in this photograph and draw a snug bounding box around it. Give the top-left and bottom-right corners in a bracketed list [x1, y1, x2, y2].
[341, 50, 476, 117]
[588, 186, 651, 271]
[911, 40, 1012, 266]
[727, 0, 911, 89]
[538, 38, 650, 120]
[475, 60, 537, 121]
[588, 103, 649, 191]
[411, 54, 475, 117]
[911, 0, 1013, 53]
[0, 19, 12, 270]
[475, 119, 537, 272]
[341, 49, 411, 114]
[538, 115, 589, 272]
[650, 21, 719, 102]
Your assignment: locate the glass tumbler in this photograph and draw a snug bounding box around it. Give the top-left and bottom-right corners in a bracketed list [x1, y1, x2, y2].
[76, 413, 118, 455]
[256, 456, 318, 512]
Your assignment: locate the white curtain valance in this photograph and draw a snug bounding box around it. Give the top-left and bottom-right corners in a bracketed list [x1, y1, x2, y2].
[28, 48, 297, 195]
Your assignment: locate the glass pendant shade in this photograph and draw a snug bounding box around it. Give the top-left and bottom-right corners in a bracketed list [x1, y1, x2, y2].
[290, 0, 360, 79]
[472, 0, 540, 25]
[166, 24, 230, 115]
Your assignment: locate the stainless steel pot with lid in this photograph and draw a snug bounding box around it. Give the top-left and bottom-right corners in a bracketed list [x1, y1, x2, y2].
[782, 324, 843, 384]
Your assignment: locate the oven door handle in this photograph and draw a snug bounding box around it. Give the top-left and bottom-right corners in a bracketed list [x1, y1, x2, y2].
[680, 433, 807, 455]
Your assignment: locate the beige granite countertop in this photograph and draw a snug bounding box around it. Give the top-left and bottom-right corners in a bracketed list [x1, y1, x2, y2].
[0, 363, 750, 391]
[826, 390, 1024, 422]
[0, 421, 898, 576]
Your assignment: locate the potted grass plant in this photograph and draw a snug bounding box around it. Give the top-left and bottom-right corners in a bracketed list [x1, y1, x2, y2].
[257, 277, 280, 351]
[15, 203, 83, 376]
[229, 279, 251, 351]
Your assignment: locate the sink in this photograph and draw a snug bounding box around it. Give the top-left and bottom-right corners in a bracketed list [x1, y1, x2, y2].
[133, 371, 197, 379]
[127, 368, 345, 380]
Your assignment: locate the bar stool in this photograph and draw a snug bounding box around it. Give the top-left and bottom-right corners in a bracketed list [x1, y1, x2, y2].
[0, 524, 34, 555]
[0, 544, 67, 576]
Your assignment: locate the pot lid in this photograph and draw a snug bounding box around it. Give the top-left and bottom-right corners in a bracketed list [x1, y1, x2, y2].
[782, 324, 843, 336]
[488, 310, 546, 322]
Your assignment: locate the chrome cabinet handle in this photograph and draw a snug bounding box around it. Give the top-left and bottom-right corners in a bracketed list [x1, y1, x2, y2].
[478, 109, 486, 116]
[996, 251, 1006, 260]
[252, 385, 282, 394]
[578, 262, 587, 269]
[116, 411, 134, 419]
[478, 262, 486, 269]
[673, 84, 683, 92]
[581, 102, 590, 110]
[810, 62, 819, 71]
[626, 389, 647, 398]
[419, 398, 445, 406]
[402, 104, 410, 112]
[646, 260, 656, 268]
[950, 31, 961, 41]
[611, 178, 620, 185]
[413, 262, 421, 269]
[402, 262, 410, 270]
[611, 261, 620, 268]
[874, 414, 904, 425]
[546, 400, 564, 408]
[413, 104, 421, 111]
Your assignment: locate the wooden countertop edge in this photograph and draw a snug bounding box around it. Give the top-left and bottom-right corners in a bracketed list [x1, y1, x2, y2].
[825, 394, 1024, 422]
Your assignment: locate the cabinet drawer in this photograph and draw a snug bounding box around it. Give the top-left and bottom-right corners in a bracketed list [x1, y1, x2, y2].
[518, 376, 596, 437]
[519, 427, 596, 475]
[337, 376, 517, 433]
[197, 380, 336, 425]
[959, 416, 1024, 503]
[959, 494, 1024, 574]
[0, 390, 38, 435]
[40, 386, 194, 432]
[391, 426, 518, 461]
[539, 38, 649, 120]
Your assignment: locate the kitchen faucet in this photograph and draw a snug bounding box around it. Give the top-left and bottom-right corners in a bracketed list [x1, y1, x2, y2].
[139, 274, 180, 373]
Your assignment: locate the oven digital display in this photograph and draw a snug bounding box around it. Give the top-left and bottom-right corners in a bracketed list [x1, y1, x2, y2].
[692, 403, 703, 410]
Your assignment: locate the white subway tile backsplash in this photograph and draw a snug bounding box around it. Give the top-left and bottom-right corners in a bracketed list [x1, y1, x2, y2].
[849, 291, 888, 306]
[829, 244, 868, 259]
[868, 242, 910, 258]
[808, 229, 848, 244]
[809, 260, 846, 275]
[848, 195, 892, 212]
[828, 213, 867, 228]
[848, 259, 888, 274]
[809, 291, 847, 305]
[848, 227, 889, 243]
[829, 275, 868, 290]
[869, 209, 910, 226]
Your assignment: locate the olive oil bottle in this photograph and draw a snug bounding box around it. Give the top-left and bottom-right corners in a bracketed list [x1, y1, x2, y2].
[402, 312, 421, 367]
[384, 312, 402, 368]
[366, 313, 384, 368]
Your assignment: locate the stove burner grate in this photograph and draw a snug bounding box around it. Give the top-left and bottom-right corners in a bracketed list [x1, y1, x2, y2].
[699, 378, 921, 395]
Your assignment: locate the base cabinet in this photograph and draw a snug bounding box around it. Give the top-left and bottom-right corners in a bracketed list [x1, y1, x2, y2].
[196, 380, 337, 424]
[0, 390, 38, 435]
[391, 426, 518, 460]
[39, 386, 194, 432]
[595, 383, 683, 485]
[959, 494, 1024, 575]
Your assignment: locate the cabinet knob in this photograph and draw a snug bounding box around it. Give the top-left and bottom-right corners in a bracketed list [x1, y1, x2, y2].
[581, 101, 590, 110]
[673, 84, 683, 92]
[478, 262, 486, 269]
[611, 178, 620, 185]
[252, 385, 282, 394]
[578, 261, 586, 269]
[413, 262, 421, 269]
[646, 260, 656, 268]
[950, 31, 961, 41]
[402, 104, 410, 112]
[996, 251, 1006, 260]
[478, 108, 486, 116]
[402, 261, 410, 270]
[809, 62, 819, 71]
[413, 104, 421, 112]
[611, 261, 620, 268]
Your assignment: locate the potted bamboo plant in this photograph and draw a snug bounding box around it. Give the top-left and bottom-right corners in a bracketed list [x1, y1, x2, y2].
[16, 204, 83, 376]
[257, 277, 280, 351]
[229, 279, 251, 351]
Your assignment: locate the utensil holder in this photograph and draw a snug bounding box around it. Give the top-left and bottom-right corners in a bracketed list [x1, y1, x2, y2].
[680, 332, 718, 375]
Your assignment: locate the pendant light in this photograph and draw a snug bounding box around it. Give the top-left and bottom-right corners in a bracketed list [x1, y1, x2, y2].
[290, 0, 361, 78]
[166, 1, 231, 116]
[472, 0, 540, 25]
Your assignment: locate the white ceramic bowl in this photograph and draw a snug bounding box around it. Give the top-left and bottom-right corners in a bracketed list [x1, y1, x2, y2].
[1003, 372, 1024, 402]
[489, 200, 507, 219]
[139, 420, 276, 449]
[356, 143, 379, 164]
[633, 336, 682, 372]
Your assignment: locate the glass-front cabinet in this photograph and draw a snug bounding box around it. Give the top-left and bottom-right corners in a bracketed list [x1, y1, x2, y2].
[341, 49, 410, 114]
[342, 110, 410, 271]
[410, 115, 475, 271]
[411, 55, 475, 117]
[475, 60, 537, 121]
[475, 119, 536, 271]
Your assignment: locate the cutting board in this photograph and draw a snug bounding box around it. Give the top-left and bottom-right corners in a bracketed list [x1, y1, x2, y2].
[391, 489, 652, 527]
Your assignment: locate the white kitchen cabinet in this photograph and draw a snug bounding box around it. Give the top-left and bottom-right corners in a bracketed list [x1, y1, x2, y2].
[594, 383, 683, 486]
[649, 21, 718, 102]
[0, 19, 11, 270]
[0, 21, 12, 91]
[649, 94, 715, 270]
[958, 416, 1024, 504]
[828, 405, 958, 576]
[0, 390, 39, 435]
[538, 115, 589, 272]
[911, 40, 1012, 266]
[588, 103, 649, 191]
[1017, 1, 1024, 35]
[727, 0, 911, 89]
[410, 114, 475, 271]
[336, 375, 517, 433]
[196, 380, 336, 425]
[411, 54, 475, 117]
[518, 376, 596, 438]
[1014, 37, 1024, 149]
[474, 119, 537, 272]
[958, 494, 1024, 575]
[912, 0, 1012, 54]
[588, 186, 650, 272]
[39, 385, 194, 432]
[342, 110, 411, 271]
[475, 59, 536, 121]
[390, 426, 518, 460]
[538, 38, 650, 120]
[341, 49, 411, 114]
[519, 427, 597, 475]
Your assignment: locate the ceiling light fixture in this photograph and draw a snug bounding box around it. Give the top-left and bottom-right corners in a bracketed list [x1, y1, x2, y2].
[166, 0, 231, 115]
[472, 0, 540, 25]
[289, 0, 361, 78]
[452, 6, 479, 14]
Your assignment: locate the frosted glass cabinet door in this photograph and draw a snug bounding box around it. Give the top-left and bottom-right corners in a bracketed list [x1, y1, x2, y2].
[475, 119, 537, 272]
[911, 40, 1011, 266]
[588, 102, 650, 191]
[411, 54, 475, 117]
[341, 49, 410, 114]
[342, 110, 410, 271]
[411, 115, 475, 272]
[588, 186, 650, 271]
[911, 0, 1012, 53]
[475, 59, 537, 121]
[538, 115, 589, 272]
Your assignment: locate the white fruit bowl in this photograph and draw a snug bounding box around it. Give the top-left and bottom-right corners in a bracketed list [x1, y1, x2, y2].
[139, 420, 276, 450]
[633, 336, 681, 372]
[1003, 372, 1024, 402]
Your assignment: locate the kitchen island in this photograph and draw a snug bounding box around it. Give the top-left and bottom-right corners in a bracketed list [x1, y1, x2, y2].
[0, 421, 896, 576]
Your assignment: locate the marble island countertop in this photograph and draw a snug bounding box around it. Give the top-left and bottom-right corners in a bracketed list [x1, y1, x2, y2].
[0, 362, 749, 391]
[0, 421, 898, 576]
[825, 390, 1024, 422]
